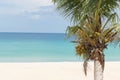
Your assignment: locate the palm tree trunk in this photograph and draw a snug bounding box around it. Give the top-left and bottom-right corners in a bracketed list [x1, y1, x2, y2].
[94, 59, 103, 80]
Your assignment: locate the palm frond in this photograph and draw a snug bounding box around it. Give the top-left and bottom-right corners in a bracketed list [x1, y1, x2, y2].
[53, 0, 120, 24]
[102, 13, 118, 30]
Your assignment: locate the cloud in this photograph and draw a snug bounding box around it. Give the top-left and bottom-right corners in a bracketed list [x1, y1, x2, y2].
[0, 7, 24, 15]
[0, 0, 53, 7]
[26, 6, 54, 14]
[0, 0, 53, 15]
[23, 5, 56, 20]
[31, 14, 41, 20]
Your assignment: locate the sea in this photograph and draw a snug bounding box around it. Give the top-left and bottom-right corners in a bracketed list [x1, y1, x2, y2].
[0, 32, 119, 62]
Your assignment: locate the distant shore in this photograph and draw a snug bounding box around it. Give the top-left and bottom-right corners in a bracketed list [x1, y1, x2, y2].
[0, 62, 119, 80]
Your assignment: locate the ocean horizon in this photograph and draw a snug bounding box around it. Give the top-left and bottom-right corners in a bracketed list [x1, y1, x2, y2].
[0, 32, 119, 62]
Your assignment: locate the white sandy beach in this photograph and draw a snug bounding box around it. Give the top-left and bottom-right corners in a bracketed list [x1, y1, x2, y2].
[0, 62, 119, 80]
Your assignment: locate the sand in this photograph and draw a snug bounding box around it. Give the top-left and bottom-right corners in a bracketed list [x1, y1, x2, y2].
[0, 62, 119, 80]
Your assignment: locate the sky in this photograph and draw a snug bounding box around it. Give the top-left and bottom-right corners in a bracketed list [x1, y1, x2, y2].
[0, 0, 119, 33]
[0, 0, 69, 33]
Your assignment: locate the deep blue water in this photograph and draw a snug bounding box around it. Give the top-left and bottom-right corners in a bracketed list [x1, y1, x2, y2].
[0, 32, 119, 62]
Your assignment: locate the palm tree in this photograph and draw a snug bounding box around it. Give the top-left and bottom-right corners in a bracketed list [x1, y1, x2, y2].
[53, 0, 120, 80]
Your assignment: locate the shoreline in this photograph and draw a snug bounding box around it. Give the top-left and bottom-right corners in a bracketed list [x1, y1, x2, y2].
[0, 61, 119, 63]
[0, 62, 119, 80]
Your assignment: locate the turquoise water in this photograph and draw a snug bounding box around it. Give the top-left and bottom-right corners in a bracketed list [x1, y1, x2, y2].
[0, 33, 119, 62]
